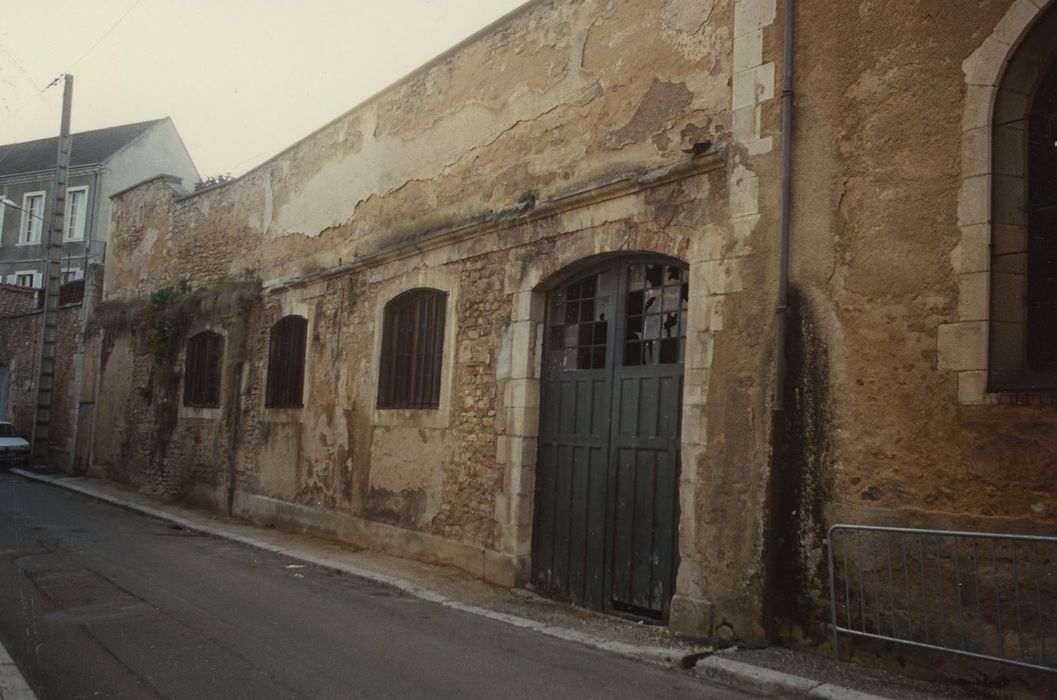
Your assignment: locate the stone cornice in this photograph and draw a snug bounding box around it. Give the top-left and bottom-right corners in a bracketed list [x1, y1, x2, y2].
[265, 148, 726, 294]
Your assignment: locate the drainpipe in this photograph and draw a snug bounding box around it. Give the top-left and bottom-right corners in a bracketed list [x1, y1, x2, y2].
[762, 0, 799, 645]
[773, 0, 795, 413]
[226, 361, 244, 517]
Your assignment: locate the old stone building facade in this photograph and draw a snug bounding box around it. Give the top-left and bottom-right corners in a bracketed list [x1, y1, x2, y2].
[87, 0, 1057, 649]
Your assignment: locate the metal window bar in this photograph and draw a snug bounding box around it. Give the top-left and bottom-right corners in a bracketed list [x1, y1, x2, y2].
[183, 331, 223, 408]
[377, 290, 446, 409]
[828, 524, 1057, 674]
[265, 315, 307, 408]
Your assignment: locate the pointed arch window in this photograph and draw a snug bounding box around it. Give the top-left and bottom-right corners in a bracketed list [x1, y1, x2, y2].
[989, 7, 1057, 391]
[1025, 58, 1057, 372]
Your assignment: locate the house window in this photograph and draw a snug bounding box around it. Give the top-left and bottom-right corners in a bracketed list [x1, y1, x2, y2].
[19, 192, 45, 245]
[61, 268, 83, 284]
[64, 187, 88, 241]
[183, 331, 223, 408]
[15, 273, 35, 288]
[265, 315, 308, 408]
[990, 13, 1057, 391]
[377, 289, 446, 409]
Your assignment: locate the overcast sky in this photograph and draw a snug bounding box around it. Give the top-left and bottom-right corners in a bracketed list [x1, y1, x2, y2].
[0, 0, 528, 177]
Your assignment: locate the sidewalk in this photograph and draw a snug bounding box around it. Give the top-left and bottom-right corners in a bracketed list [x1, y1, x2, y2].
[13, 469, 977, 700]
[0, 641, 35, 700]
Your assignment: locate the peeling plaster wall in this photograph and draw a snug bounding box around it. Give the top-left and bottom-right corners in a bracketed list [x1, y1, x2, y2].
[92, 0, 1057, 649]
[107, 0, 738, 293]
[96, 0, 789, 639]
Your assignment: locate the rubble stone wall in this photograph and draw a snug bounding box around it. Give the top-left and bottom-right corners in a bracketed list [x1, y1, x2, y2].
[0, 305, 84, 467]
[92, 0, 1057, 648]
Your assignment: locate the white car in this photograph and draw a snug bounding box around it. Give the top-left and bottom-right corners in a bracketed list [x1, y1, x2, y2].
[0, 422, 29, 469]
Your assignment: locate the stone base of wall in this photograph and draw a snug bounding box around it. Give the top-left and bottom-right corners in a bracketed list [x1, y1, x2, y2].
[233, 492, 524, 588]
[669, 594, 715, 638]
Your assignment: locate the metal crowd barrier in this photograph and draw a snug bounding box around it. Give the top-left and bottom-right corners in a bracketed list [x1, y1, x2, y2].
[827, 524, 1057, 673]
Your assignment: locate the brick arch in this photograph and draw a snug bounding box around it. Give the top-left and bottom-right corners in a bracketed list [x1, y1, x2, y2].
[943, 0, 1057, 404]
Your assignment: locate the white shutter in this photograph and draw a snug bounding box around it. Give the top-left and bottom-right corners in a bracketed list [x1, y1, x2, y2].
[32, 273, 43, 289]
[5, 275, 15, 285]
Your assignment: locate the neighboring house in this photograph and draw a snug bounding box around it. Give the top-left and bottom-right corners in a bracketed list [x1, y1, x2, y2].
[0, 118, 199, 287]
[85, 0, 1057, 689]
[0, 118, 198, 468]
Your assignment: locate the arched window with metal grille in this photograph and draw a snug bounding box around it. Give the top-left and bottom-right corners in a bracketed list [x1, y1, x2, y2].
[265, 315, 308, 408]
[1026, 57, 1057, 373]
[989, 5, 1057, 391]
[377, 289, 446, 409]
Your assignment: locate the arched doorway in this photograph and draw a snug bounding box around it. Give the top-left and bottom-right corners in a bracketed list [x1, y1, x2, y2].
[531, 257, 688, 620]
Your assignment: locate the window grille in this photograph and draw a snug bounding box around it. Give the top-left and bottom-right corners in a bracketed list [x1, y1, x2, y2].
[265, 315, 307, 408]
[1027, 57, 1057, 371]
[184, 331, 223, 408]
[989, 11, 1057, 391]
[378, 289, 446, 409]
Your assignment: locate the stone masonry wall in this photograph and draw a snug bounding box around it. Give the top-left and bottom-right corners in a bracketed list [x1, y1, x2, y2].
[792, 0, 1057, 530]
[0, 304, 84, 466]
[89, 0, 1057, 656]
[96, 0, 794, 640]
[0, 312, 42, 435]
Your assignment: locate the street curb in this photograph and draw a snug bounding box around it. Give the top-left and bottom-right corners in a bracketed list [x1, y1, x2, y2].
[695, 656, 890, 700]
[11, 470, 686, 668]
[0, 638, 36, 700]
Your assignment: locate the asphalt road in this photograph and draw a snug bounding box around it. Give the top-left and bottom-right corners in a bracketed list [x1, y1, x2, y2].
[0, 474, 756, 700]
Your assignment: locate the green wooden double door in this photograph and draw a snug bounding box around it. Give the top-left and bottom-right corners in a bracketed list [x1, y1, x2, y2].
[532, 258, 687, 620]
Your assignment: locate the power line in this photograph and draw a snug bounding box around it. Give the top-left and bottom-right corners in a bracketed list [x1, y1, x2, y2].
[1, 0, 144, 167]
[0, 43, 44, 92]
[60, 0, 145, 76]
[0, 41, 54, 132]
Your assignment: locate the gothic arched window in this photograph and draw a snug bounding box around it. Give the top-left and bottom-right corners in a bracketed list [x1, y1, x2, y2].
[989, 7, 1057, 391]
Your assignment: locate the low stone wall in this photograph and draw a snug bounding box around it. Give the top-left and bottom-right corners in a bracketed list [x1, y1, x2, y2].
[0, 304, 84, 468]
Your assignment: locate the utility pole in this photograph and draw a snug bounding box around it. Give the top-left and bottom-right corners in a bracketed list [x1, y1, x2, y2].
[32, 74, 73, 467]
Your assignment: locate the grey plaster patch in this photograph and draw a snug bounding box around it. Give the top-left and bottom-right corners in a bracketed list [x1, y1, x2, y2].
[603, 80, 693, 151]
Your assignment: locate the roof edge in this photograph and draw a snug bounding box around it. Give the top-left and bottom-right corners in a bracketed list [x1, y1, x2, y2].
[98, 118, 169, 165]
